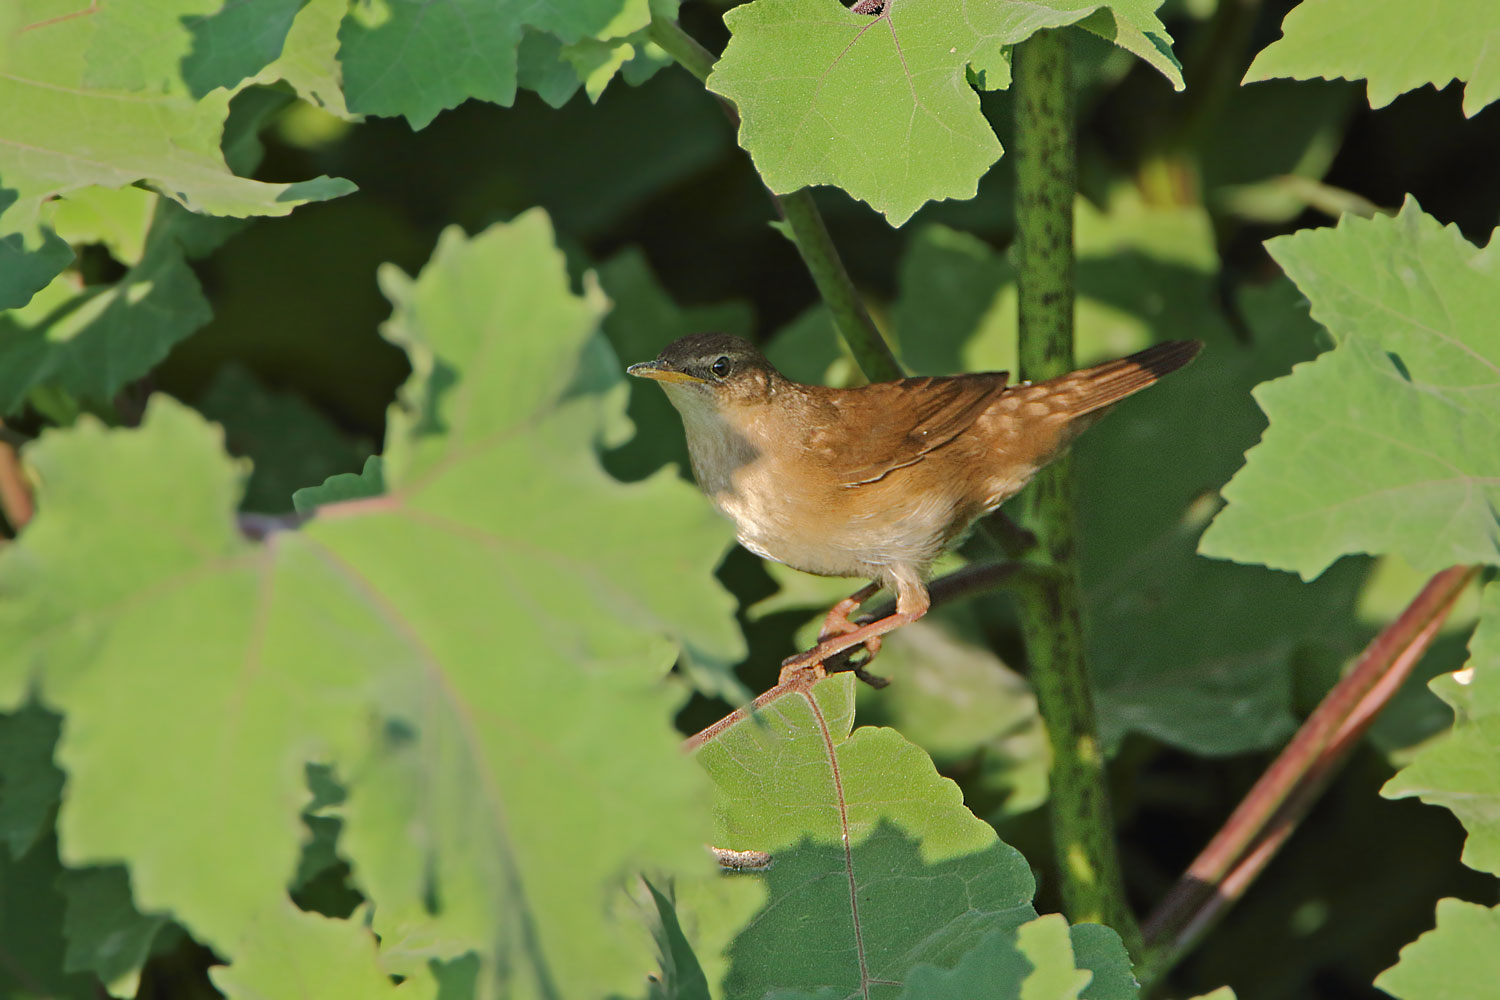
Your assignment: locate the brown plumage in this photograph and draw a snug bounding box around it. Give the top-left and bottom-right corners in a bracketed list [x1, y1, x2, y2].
[629, 333, 1200, 680]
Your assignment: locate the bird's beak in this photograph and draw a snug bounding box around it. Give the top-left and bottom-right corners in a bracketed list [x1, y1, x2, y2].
[627, 361, 707, 384]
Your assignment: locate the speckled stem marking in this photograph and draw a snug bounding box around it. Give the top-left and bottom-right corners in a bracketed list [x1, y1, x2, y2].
[1013, 28, 1140, 954]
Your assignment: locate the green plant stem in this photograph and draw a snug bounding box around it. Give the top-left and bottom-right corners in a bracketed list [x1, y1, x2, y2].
[647, 14, 903, 383]
[1012, 29, 1138, 953]
[647, 14, 716, 84]
[1136, 564, 1480, 988]
[776, 192, 902, 381]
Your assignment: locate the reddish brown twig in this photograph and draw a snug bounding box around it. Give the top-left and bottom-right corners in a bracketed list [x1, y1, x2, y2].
[1138, 564, 1480, 985]
[0, 423, 34, 534]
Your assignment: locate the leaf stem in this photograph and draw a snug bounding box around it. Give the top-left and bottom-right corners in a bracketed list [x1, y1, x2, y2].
[1137, 564, 1479, 986]
[775, 192, 903, 381]
[646, 14, 716, 85]
[1012, 28, 1139, 951]
[647, 14, 903, 383]
[683, 560, 1060, 750]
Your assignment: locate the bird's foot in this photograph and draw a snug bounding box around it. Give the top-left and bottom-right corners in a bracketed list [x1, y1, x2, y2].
[779, 633, 889, 689]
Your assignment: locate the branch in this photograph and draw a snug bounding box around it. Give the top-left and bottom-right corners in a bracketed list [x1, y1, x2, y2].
[647, 14, 903, 383]
[1010, 29, 1139, 952]
[683, 559, 1057, 750]
[0, 422, 34, 534]
[1137, 564, 1480, 986]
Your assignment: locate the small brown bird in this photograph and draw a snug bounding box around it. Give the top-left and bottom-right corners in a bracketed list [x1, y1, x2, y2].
[629, 334, 1200, 682]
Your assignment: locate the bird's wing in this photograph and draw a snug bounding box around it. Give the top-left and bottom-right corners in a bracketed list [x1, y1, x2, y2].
[820, 373, 1011, 487]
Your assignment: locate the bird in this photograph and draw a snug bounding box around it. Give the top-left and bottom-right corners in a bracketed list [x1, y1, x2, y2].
[628, 333, 1200, 684]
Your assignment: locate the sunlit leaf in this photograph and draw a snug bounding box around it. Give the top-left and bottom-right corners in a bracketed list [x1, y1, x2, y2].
[1375, 899, 1500, 999]
[1245, 0, 1500, 117]
[708, 0, 1178, 224]
[1200, 201, 1500, 578]
[692, 674, 1037, 997]
[0, 0, 353, 308]
[0, 212, 743, 997]
[1383, 581, 1500, 876]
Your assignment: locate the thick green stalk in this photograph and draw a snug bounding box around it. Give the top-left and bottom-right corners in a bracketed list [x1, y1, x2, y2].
[647, 14, 902, 383]
[1012, 29, 1139, 952]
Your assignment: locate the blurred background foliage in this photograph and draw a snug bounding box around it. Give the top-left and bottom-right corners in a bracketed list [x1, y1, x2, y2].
[3, 0, 1498, 997]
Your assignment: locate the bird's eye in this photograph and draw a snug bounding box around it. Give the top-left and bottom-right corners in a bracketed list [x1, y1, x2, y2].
[711, 356, 732, 378]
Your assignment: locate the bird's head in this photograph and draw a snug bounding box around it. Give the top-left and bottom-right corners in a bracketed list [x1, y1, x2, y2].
[626, 333, 779, 410]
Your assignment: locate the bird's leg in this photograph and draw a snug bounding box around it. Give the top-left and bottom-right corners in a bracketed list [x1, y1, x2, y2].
[815, 582, 888, 687]
[779, 574, 931, 686]
[817, 581, 882, 642]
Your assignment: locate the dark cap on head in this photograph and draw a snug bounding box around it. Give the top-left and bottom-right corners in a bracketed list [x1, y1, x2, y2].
[627, 333, 772, 387]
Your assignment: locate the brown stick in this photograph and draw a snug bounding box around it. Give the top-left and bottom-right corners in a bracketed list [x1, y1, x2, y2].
[0, 423, 34, 533]
[1139, 564, 1479, 983]
[683, 561, 1049, 750]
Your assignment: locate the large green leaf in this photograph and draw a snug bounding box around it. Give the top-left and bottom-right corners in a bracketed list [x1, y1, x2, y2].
[1382, 581, 1500, 877]
[1375, 899, 1500, 999]
[1245, 0, 1500, 117]
[1200, 201, 1500, 579]
[691, 674, 1038, 998]
[707, 0, 1179, 225]
[0, 212, 744, 997]
[0, 0, 353, 309]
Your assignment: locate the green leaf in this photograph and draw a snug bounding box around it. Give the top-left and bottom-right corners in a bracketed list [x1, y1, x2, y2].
[642, 878, 713, 1000]
[180, 0, 310, 97]
[294, 455, 388, 513]
[43, 186, 158, 267]
[198, 365, 369, 514]
[0, 0, 354, 308]
[337, 0, 652, 128]
[1245, 0, 1500, 117]
[0, 212, 744, 996]
[896, 915, 1137, 1000]
[81, 0, 309, 97]
[0, 216, 213, 415]
[59, 866, 168, 999]
[1069, 923, 1137, 1000]
[1015, 915, 1092, 1000]
[692, 674, 1038, 997]
[1375, 899, 1500, 999]
[1200, 201, 1500, 579]
[1383, 581, 1500, 877]
[899, 925, 1031, 1000]
[707, 0, 1178, 224]
[253, 0, 355, 117]
[0, 702, 64, 858]
[0, 831, 96, 1000]
[854, 617, 1050, 820]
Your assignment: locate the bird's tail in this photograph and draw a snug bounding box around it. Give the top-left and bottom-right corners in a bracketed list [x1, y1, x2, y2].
[1036, 340, 1202, 416]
